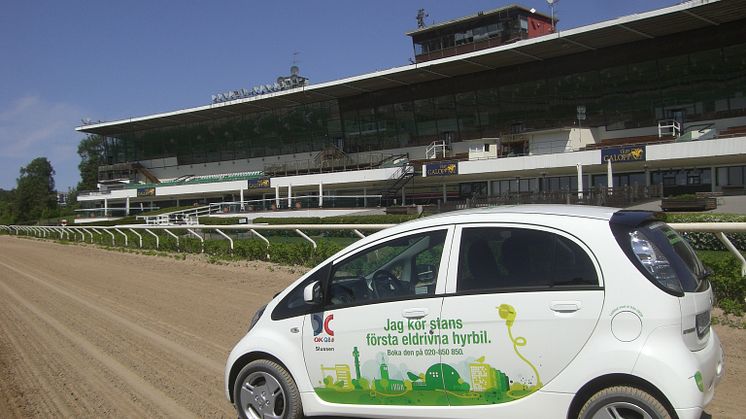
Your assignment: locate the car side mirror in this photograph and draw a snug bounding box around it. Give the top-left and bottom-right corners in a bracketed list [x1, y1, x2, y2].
[303, 280, 322, 303]
[415, 264, 436, 282]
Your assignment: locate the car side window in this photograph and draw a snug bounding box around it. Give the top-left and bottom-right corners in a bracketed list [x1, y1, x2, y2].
[328, 230, 447, 306]
[457, 227, 598, 292]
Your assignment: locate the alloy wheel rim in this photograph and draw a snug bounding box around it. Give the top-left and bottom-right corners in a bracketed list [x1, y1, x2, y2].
[240, 371, 286, 419]
[591, 401, 654, 419]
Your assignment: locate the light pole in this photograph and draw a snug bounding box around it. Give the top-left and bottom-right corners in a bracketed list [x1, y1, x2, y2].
[547, 0, 559, 32]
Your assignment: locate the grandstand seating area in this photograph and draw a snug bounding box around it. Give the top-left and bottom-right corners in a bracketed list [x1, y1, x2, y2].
[719, 125, 746, 138]
[582, 135, 671, 150]
[126, 171, 265, 189]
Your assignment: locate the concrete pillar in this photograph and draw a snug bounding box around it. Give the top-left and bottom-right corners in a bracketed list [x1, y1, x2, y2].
[443, 183, 448, 203]
[576, 164, 584, 199]
[319, 183, 323, 208]
[240, 189, 245, 211]
[274, 186, 280, 208]
[401, 185, 406, 206]
[104, 198, 108, 217]
[125, 197, 130, 216]
[176, 199, 180, 207]
[645, 167, 652, 187]
[607, 159, 613, 188]
[287, 184, 292, 208]
[363, 187, 367, 207]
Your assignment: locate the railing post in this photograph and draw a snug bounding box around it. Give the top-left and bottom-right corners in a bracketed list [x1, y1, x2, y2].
[129, 228, 143, 248]
[214, 228, 234, 253]
[186, 228, 204, 253]
[145, 229, 160, 249]
[715, 232, 746, 277]
[164, 229, 179, 251]
[103, 228, 115, 245]
[295, 229, 317, 249]
[114, 228, 128, 246]
[82, 228, 94, 243]
[250, 229, 271, 260]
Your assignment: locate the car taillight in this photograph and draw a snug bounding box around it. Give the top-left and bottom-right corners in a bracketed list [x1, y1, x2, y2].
[629, 230, 683, 294]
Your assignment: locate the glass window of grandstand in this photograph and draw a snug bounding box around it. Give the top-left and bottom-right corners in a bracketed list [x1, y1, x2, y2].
[717, 166, 746, 193]
[328, 230, 447, 306]
[456, 227, 598, 293]
[460, 182, 489, 198]
[651, 169, 712, 195]
[491, 178, 540, 195]
[593, 172, 647, 189]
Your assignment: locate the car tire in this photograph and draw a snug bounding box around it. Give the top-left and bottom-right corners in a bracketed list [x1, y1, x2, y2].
[578, 385, 671, 419]
[233, 359, 302, 419]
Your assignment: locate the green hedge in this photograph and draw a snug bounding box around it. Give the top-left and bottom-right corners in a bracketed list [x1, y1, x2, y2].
[252, 214, 419, 225]
[697, 251, 746, 316]
[198, 216, 248, 225]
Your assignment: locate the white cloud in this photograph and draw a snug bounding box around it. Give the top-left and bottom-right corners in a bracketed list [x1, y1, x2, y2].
[0, 95, 87, 190]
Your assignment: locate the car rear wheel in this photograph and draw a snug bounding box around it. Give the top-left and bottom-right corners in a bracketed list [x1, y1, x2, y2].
[578, 385, 671, 419]
[234, 359, 302, 419]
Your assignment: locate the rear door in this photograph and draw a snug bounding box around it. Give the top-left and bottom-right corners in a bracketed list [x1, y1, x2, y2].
[437, 224, 605, 406]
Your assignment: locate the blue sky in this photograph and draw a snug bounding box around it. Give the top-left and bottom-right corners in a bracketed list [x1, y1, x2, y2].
[0, 0, 678, 191]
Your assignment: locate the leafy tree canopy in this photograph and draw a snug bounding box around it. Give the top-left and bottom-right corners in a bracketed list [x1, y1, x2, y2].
[77, 134, 105, 192]
[14, 157, 58, 224]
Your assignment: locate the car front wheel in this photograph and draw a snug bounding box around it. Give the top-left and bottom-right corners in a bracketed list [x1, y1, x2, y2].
[578, 385, 672, 419]
[233, 359, 302, 419]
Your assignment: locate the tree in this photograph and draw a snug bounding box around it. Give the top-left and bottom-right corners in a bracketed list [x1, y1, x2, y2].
[77, 134, 105, 191]
[0, 189, 15, 224]
[14, 157, 57, 224]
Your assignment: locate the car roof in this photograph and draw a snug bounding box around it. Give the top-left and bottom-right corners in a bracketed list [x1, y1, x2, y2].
[427, 204, 619, 220]
[345, 205, 623, 257]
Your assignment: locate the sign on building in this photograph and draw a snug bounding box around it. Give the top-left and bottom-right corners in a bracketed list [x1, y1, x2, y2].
[137, 187, 156, 197]
[247, 177, 271, 189]
[601, 145, 646, 163]
[424, 161, 459, 177]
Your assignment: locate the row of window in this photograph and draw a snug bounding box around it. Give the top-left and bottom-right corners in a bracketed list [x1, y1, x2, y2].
[103, 43, 746, 165]
[460, 167, 742, 197]
[414, 18, 528, 55]
[326, 227, 598, 307]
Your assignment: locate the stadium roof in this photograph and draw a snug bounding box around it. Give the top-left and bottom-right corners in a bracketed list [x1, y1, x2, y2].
[78, 0, 746, 136]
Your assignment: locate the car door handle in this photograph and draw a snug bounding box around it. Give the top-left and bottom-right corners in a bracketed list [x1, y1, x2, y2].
[550, 301, 581, 313]
[402, 308, 429, 319]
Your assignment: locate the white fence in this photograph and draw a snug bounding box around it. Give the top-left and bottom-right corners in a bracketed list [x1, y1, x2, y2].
[1, 222, 745, 276]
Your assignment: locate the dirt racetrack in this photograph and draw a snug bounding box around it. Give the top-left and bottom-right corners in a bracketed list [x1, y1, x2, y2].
[0, 235, 744, 418]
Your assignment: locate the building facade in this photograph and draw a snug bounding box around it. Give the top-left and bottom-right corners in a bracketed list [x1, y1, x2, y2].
[77, 0, 746, 219]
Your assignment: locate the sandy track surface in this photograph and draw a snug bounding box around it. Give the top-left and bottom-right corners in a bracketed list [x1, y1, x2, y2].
[0, 235, 743, 418]
[0, 236, 299, 418]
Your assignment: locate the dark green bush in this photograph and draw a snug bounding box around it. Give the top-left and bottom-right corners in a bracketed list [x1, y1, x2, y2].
[198, 216, 248, 225]
[252, 214, 418, 225]
[697, 251, 746, 316]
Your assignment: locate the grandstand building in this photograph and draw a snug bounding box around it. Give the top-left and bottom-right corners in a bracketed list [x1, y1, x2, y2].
[76, 0, 746, 221]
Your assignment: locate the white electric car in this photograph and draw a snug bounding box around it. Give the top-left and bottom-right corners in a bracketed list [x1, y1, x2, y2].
[225, 205, 724, 419]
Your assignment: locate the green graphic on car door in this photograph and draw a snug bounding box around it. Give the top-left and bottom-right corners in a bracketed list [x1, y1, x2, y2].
[312, 304, 542, 405]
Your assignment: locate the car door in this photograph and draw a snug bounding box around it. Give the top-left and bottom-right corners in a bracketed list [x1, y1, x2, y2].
[437, 224, 604, 406]
[303, 226, 456, 406]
